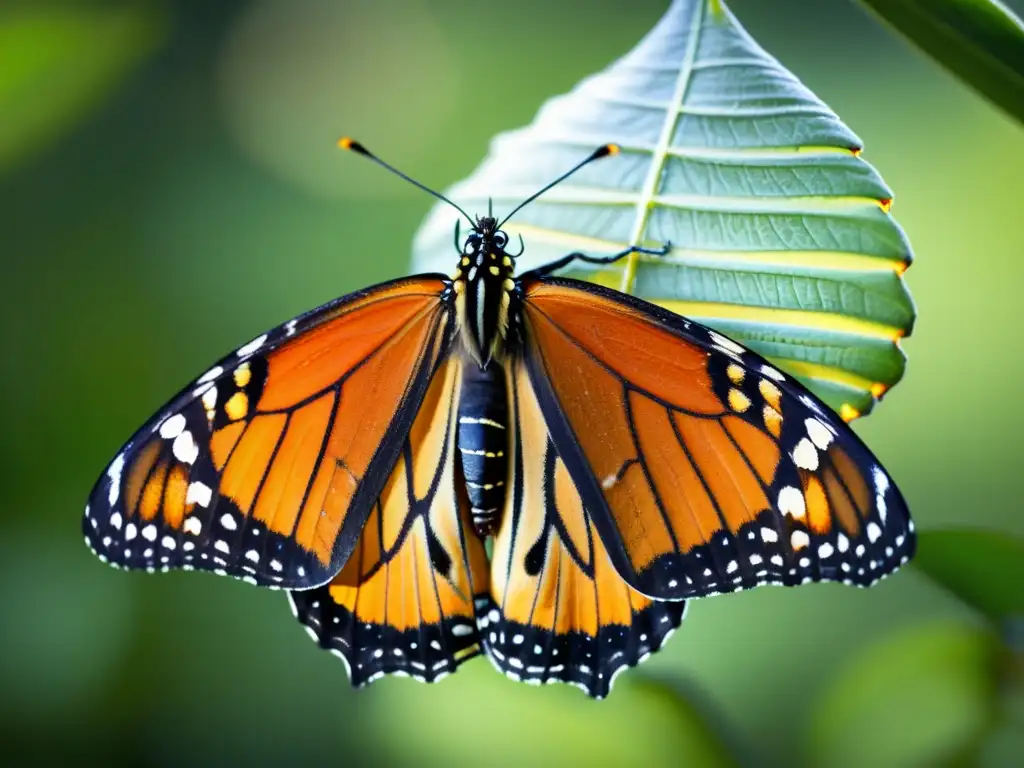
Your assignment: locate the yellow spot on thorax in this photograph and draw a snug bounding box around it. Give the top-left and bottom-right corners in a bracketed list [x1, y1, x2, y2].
[488, 265, 500, 276]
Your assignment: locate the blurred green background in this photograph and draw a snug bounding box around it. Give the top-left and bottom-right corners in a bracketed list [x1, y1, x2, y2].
[2, 0, 1022, 765]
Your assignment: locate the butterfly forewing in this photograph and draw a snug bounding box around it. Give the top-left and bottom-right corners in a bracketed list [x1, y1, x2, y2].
[83, 276, 456, 589]
[481, 359, 687, 699]
[519, 277, 914, 601]
[288, 355, 490, 685]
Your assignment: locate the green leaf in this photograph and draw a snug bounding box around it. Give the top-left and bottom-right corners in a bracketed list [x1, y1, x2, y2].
[857, 0, 1024, 126]
[0, 2, 166, 175]
[913, 528, 1024, 625]
[411, 0, 915, 419]
[359, 667, 741, 767]
[807, 622, 1002, 768]
[627, 675, 747, 768]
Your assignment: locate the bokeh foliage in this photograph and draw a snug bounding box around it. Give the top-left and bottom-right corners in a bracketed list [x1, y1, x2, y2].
[1, 0, 1023, 766]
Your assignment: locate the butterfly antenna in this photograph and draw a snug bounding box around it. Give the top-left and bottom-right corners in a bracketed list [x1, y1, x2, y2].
[497, 144, 620, 229]
[338, 137, 474, 225]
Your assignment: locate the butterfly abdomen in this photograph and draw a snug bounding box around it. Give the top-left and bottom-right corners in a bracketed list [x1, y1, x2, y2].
[457, 361, 508, 537]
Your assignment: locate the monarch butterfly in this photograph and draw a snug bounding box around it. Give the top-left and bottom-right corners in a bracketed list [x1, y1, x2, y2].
[83, 139, 914, 699]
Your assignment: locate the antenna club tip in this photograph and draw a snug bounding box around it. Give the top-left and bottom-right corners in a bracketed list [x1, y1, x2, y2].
[337, 137, 368, 155]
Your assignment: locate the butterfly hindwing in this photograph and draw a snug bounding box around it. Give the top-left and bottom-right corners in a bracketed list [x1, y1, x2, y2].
[519, 276, 914, 601]
[481, 360, 686, 699]
[289, 355, 491, 685]
[83, 276, 456, 589]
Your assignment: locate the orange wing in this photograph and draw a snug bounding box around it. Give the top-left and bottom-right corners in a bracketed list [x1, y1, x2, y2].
[519, 277, 915, 601]
[288, 356, 490, 686]
[83, 276, 456, 589]
[483, 360, 686, 699]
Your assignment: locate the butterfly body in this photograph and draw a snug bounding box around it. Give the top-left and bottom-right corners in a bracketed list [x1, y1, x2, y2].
[84, 143, 915, 699]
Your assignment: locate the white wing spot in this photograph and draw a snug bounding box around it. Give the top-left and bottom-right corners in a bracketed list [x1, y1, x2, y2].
[159, 413, 187, 440]
[161, 535, 176, 550]
[214, 540, 230, 554]
[186, 481, 213, 508]
[726, 560, 738, 574]
[106, 455, 126, 506]
[245, 550, 259, 563]
[805, 418, 834, 450]
[125, 523, 137, 541]
[196, 365, 224, 384]
[220, 513, 237, 531]
[142, 524, 157, 542]
[791, 530, 810, 550]
[749, 554, 763, 566]
[761, 364, 785, 381]
[172, 430, 199, 465]
[761, 527, 779, 543]
[867, 522, 882, 543]
[109, 511, 123, 530]
[183, 517, 202, 535]
[452, 624, 473, 637]
[778, 486, 806, 519]
[837, 533, 849, 552]
[270, 559, 283, 572]
[818, 542, 834, 559]
[709, 330, 745, 355]
[236, 333, 268, 358]
[792, 438, 819, 471]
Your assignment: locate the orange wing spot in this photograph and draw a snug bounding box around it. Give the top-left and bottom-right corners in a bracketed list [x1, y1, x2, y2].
[802, 473, 831, 534]
[210, 421, 245, 471]
[125, 440, 161, 518]
[525, 284, 722, 414]
[139, 457, 170, 522]
[251, 392, 335, 537]
[163, 464, 189, 529]
[723, 415, 780, 486]
[407, 359, 457, 500]
[763, 405, 782, 437]
[728, 388, 751, 412]
[260, 289, 441, 412]
[554, 458, 591, 566]
[225, 391, 248, 421]
[606, 461, 670, 570]
[220, 413, 288, 516]
[630, 393, 720, 553]
[759, 379, 782, 411]
[829, 445, 870, 529]
[675, 414, 767, 533]
[296, 309, 443, 564]
[822, 466, 859, 537]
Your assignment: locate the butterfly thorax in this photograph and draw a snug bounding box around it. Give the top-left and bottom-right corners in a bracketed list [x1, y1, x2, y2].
[452, 216, 517, 367]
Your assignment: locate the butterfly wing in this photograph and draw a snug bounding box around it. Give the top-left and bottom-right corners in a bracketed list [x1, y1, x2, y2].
[482, 360, 686, 699]
[83, 276, 456, 589]
[518, 276, 915, 601]
[288, 355, 490, 685]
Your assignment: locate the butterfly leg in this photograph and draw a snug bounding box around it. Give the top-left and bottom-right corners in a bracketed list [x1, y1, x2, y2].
[527, 241, 672, 277]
